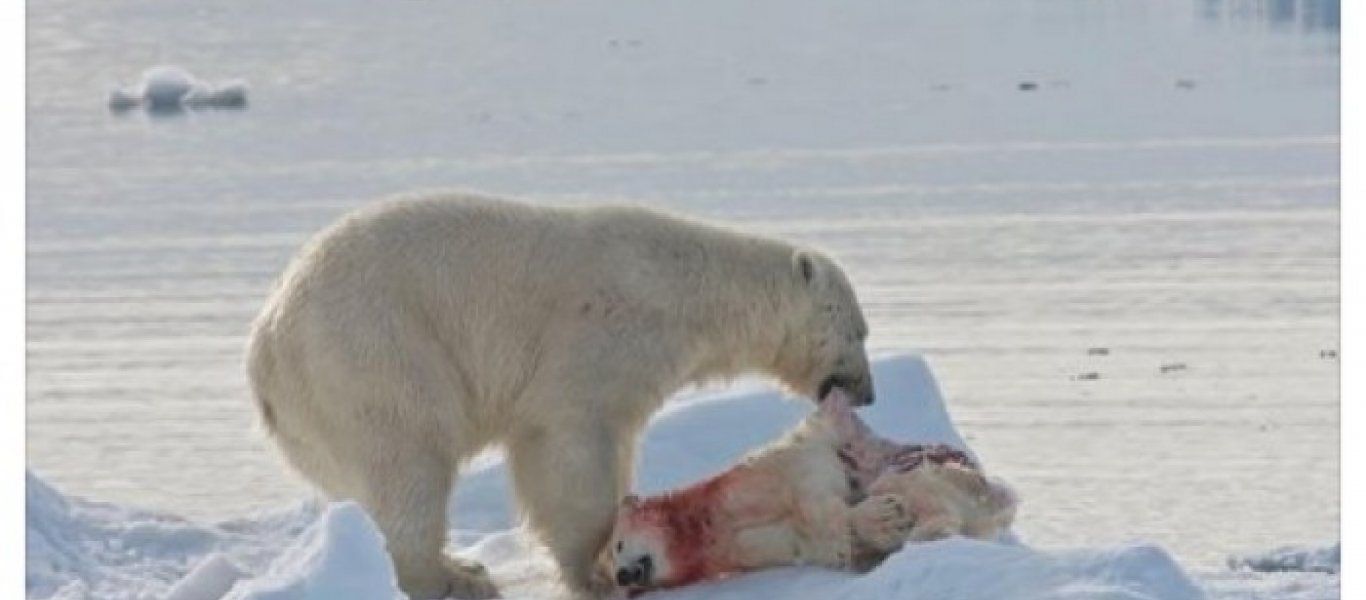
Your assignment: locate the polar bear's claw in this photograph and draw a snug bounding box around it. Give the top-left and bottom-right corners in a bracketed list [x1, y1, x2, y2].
[444, 562, 500, 599]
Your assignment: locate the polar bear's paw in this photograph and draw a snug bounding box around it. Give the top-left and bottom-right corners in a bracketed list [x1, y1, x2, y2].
[448, 558, 500, 599]
[416, 556, 499, 599]
[564, 564, 621, 600]
[850, 493, 913, 553]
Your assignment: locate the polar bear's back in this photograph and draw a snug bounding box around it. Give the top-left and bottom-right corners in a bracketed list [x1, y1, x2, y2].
[250, 191, 794, 421]
[263, 193, 560, 352]
[291, 191, 750, 305]
[299, 192, 569, 293]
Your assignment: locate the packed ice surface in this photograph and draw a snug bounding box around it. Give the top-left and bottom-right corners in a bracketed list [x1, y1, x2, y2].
[107, 65, 248, 112]
[24, 355, 1339, 599]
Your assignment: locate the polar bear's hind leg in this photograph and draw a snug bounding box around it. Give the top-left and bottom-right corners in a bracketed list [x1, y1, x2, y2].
[266, 411, 498, 597]
[508, 419, 625, 598]
[345, 429, 498, 599]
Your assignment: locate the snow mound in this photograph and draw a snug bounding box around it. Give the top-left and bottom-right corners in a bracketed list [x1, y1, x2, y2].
[223, 503, 403, 600]
[27, 353, 1326, 599]
[1227, 543, 1340, 575]
[108, 65, 248, 113]
[26, 471, 220, 599]
[25, 469, 316, 599]
[636, 539, 1201, 600]
[846, 540, 1202, 600]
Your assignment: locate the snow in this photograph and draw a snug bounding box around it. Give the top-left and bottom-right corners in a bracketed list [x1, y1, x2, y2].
[221, 503, 402, 600]
[25, 470, 317, 600]
[107, 66, 248, 113]
[164, 556, 246, 600]
[24, 355, 1340, 599]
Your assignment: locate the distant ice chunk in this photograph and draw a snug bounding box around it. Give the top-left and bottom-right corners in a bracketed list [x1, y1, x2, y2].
[1228, 543, 1340, 574]
[105, 88, 141, 111]
[108, 65, 249, 113]
[185, 79, 249, 108]
[140, 65, 198, 110]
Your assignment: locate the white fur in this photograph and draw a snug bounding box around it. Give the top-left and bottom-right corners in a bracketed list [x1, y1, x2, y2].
[246, 191, 872, 599]
[866, 466, 1017, 544]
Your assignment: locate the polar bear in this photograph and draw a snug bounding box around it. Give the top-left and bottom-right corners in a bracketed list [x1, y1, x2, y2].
[245, 192, 874, 599]
[608, 389, 1017, 594]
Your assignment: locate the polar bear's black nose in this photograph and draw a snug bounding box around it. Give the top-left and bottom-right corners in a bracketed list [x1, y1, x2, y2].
[820, 374, 875, 406]
[849, 375, 875, 406]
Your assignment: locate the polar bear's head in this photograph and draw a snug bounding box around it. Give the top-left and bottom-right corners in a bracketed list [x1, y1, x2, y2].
[778, 250, 874, 405]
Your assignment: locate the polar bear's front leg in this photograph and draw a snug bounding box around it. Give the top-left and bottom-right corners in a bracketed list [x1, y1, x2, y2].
[508, 421, 622, 599]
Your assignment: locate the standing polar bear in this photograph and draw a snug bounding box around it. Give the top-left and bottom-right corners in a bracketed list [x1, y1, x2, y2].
[246, 192, 874, 599]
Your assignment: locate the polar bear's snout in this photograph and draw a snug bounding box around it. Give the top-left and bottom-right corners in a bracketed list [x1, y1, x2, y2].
[819, 373, 874, 406]
[851, 375, 875, 406]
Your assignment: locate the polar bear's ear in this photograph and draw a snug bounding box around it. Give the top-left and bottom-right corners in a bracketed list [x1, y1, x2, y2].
[793, 251, 817, 285]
